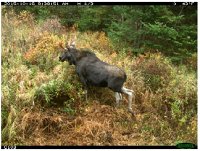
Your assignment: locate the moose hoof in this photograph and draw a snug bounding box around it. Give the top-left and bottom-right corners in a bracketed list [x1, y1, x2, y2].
[128, 108, 134, 115]
[115, 103, 119, 109]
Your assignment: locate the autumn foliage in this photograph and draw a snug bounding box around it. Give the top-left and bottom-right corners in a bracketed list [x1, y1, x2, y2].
[1, 9, 197, 146]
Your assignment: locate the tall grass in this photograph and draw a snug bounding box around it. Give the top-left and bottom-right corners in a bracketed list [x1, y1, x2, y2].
[1, 10, 197, 145]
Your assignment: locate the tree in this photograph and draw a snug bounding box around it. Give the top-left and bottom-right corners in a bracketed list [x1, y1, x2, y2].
[77, 6, 113, 32]
[6, 5, 197, 64]
[107, 5, 197, 63]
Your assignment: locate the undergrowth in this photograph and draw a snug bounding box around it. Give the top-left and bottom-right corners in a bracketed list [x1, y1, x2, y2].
[1, 10, 197, 146]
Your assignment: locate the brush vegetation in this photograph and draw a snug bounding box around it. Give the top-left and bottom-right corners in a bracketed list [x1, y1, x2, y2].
[1, 8, 197, 146]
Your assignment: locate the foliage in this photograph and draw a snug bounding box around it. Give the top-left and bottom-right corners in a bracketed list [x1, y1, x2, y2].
[1, 8, 197, 146]
[77, 6, 112, 31]
[23, 31, 64, 71]
[108, 5, 197, 64]
[108, 6, 147, 53]
[133, 53, 172, 91]
[6, 5, 197, 64]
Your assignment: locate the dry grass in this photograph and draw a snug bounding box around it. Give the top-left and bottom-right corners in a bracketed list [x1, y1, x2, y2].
[9, 97, 191, 146]
[8, 103, 166, 146]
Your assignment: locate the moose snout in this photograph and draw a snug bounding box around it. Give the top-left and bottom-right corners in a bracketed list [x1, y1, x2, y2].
[59, 56, 62, 61]
[59, 56, 66, 62]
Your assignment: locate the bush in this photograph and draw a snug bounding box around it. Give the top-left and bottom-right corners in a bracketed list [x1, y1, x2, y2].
[165, 67, 197, 122]
[123, 52, 197, 143]
[34, 64, 83, 110]
[23, 31, 64, 70]
[134, 53, 172, 92]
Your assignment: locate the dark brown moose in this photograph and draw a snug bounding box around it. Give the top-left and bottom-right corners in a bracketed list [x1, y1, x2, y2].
[59, 41, 134, 115]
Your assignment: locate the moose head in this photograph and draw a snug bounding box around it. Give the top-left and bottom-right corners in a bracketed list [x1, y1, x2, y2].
[59, 41, 76, 65]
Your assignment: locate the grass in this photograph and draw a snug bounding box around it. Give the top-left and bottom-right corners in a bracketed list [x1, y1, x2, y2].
[1, 9, 197, 146]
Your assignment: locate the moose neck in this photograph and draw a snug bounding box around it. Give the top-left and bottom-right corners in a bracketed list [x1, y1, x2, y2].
[70, 48, 79, 65]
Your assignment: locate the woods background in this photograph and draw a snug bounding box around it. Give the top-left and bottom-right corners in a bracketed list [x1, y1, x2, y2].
[1, 5, 197, 146]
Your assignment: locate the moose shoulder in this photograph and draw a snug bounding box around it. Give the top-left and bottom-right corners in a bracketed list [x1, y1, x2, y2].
[59, 41, 134, 115]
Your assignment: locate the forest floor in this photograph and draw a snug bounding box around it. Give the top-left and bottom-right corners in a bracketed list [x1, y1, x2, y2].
[5, 98, 177, 146]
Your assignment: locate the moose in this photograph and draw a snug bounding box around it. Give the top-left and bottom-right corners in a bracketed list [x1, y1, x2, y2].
[59, 41, 134, 115]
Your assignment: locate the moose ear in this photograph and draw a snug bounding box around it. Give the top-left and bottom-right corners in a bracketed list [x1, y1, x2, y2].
[66, 42, 70, 49]
[71, 41, 76, 48]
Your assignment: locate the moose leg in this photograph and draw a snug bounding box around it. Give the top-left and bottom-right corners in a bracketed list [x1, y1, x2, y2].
[79, 76, 88, 101]
[115, 92, 122, 108]
[121, 87, 134, 115]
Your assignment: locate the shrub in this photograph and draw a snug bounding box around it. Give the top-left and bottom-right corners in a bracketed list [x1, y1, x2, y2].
[17, 10, 35, 29]
[23, 31, 64, 72]
[38, 18, 66, 36]
[1, 64, 35, 142]
[164, 67, 197, 123]
[34, 64, 84, 112]
[132, 53, 172, 92]
[125, 52, 197, 143]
